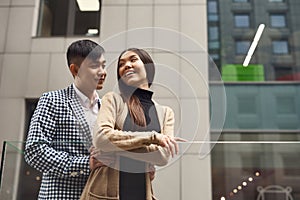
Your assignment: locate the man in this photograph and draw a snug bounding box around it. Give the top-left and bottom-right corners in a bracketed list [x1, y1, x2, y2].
[25, 39, 107, 199]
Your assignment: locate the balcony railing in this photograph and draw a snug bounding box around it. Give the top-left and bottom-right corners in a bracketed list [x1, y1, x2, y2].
[1, 140, 299, 200]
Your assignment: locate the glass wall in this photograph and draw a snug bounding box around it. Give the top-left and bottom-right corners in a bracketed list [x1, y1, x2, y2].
[208, 0, 300, 199]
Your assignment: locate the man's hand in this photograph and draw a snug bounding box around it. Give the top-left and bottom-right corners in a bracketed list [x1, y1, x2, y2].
[89, 146, 115, 170]
[89, 156, 104, 171]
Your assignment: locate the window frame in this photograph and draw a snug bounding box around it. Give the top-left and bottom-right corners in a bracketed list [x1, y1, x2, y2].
[35, 0, 101, 37]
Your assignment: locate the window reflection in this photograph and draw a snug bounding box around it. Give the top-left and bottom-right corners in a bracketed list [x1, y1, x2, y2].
[207, 0, 300, 82]
[211, 133, 300, 200]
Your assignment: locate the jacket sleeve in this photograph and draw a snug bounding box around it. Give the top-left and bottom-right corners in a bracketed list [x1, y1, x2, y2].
[24, 93, 90, 178]
[93, 92, 175, 166]
[118, 106, 174, 166]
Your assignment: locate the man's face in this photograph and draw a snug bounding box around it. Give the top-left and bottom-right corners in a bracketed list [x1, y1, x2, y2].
[76, 54, 107, 92]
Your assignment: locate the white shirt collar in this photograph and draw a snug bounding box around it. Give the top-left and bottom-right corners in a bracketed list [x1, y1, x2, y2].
[73, 83, 100, 109]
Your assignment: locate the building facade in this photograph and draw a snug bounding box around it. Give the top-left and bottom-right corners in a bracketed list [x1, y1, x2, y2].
[0, 0, 211, 199]
[1, 0, 300, 200]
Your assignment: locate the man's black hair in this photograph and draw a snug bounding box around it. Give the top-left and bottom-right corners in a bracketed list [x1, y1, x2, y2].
[66, 39, 105, 67]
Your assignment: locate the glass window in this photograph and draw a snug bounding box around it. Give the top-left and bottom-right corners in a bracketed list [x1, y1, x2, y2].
[272, 40, 289, 54]
[37, 0, 101, 37]
[208, 14, 219, 22]
[274, 66, 294, 81]
[209, 27, 219, 40]
[234, 14, 250, 28]
[209, 41, 220, 50]
[270, 14, 286, 28]
[236, 40, 251, 54]
[208, 1, 219, 22]
[269, 0, 284, 2]
[208, 1, 218, 13]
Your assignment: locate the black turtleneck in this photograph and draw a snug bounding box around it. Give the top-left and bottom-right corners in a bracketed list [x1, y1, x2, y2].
[119, 88, 161, 200]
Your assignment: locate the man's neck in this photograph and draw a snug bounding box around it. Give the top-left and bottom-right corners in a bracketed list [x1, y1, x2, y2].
[73, 83, 96, 101]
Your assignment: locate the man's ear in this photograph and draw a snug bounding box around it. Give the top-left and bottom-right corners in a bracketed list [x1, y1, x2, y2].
[70, 64, 79, 77]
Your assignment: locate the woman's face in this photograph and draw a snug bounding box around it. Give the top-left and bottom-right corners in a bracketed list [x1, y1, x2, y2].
[118, 51, 149, 89]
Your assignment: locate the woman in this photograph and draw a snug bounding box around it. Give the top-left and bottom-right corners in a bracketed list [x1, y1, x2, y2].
[81, 48, 184, 200]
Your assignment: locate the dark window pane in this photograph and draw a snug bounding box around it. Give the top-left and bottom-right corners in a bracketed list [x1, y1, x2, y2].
[37, 0, 100, 37]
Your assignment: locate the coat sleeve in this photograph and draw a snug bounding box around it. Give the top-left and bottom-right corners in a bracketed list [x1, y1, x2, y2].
[24, 93, 90, 178]
[93, 92, 159, 152]
[93, 92, 174, 166]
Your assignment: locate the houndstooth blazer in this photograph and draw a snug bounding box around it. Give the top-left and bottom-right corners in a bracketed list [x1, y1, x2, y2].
[25, 84, 94, 200]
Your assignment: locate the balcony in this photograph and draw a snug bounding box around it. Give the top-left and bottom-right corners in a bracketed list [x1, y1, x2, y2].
[1, 141, 299, 199]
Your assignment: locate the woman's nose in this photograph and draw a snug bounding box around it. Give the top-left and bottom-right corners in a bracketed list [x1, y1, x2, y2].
[124, 62, 133, 70]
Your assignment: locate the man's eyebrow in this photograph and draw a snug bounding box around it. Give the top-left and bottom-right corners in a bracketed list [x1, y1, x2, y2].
[93, 60, 106, 64]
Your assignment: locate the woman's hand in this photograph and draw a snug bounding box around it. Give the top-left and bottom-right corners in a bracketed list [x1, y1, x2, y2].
[155, 134, 187, 157]
[148, 164, 156, 181]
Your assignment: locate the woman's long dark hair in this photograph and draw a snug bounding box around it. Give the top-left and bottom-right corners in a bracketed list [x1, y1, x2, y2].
[117, 48, 155, 127]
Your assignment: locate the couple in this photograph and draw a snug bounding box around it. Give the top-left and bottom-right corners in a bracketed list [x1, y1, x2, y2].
[25, 39, 185, 200]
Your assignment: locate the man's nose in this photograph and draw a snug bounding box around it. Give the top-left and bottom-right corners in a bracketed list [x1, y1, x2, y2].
[98, 66, 106, 75]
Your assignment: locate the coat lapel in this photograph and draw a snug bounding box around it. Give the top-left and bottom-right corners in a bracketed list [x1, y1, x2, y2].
[154, 102, 165, 131]
[67, 85, 93, 148]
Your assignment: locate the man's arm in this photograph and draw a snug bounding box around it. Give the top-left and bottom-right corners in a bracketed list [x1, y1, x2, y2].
[24, 93, 90, 178]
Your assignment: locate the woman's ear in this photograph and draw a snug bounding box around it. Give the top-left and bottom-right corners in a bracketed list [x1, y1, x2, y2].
[69, 64, 79, 77]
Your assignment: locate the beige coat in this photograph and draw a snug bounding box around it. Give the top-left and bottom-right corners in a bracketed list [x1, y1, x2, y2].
[81, 92, 175, 200]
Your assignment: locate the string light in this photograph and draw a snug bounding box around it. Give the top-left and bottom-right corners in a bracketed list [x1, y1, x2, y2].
[222, 172, 261, 198]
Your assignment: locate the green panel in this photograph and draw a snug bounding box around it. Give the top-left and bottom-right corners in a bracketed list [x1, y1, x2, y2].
[222, 64, 265, 81]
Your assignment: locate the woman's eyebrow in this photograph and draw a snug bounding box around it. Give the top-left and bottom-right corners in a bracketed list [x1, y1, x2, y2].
[120, 55, 137, 62]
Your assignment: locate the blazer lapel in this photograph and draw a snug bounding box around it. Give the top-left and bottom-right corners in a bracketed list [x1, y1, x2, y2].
[67, 85, 93, 148]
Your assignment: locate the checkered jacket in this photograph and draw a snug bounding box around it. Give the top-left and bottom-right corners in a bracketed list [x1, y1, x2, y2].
[25, 84, 94, 200]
